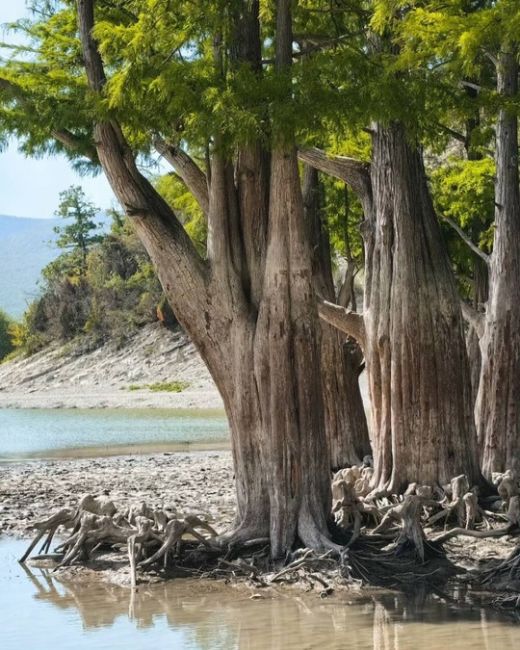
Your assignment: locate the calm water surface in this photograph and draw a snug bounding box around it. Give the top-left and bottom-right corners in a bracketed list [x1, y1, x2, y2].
[1, 539, 520, 650]
[0, 408, 228, 459]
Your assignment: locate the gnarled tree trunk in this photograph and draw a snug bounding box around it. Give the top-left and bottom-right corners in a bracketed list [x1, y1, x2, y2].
[475, 49, 520, 476]
[301, 124, 483, 492]
[77, 0, 338, 557]
[364, 124, 481, 491]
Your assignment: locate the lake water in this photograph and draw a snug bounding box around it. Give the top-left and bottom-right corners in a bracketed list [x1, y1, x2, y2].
[0, 408, 229, 460]
[1, 538, 519, 650]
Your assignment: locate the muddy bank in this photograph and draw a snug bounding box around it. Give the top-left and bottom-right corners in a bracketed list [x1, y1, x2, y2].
[2, 450, 519, 596]
[0, 451, 235, 538]
[0, 324, 224, 409]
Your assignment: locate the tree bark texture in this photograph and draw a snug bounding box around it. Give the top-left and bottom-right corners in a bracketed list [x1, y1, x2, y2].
[302, 166, 370, 469]
[303, 126, 483, 492]
[365, 123, 482, 491]
[76, 0, 349, 556]
[475, 50, 520, 476]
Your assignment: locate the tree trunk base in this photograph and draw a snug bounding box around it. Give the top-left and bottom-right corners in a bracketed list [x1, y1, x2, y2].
[19, 470, 519, 595]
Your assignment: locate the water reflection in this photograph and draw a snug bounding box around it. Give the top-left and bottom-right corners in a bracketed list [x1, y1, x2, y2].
[17, 560, 520, 650]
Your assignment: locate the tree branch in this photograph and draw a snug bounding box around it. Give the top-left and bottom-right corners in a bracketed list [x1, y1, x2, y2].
[336, 262, 358, 309]
[50, 128, 98, 163]
[460, 79, 482, 92]
[461, 301, 485, 339]
[298, 147, 371, 201]
[76, 0, 210, 338]
[0, 77, 98, 162]
[318, 300, 366, 350]
[437, 123, 466, 144]
[154, 136, 209, 217]
[444, 216, 490, 265]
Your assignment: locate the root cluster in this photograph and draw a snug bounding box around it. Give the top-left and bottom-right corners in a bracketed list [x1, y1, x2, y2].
[19, 465, 520, 600]
[20, 494, 219, 589]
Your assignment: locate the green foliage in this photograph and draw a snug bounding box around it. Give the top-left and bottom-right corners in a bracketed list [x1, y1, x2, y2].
[323, 178, 364, 267]
[0, 309, 15, 361]
[431, 157, 495, 298]
[432, 157, 495, 241]
[7, 301, 48, 355]
[0, 0, 516, 316]
[127, 381, 190, 393]
[12, 213, 176, 355]
[155, 174, 207, 254]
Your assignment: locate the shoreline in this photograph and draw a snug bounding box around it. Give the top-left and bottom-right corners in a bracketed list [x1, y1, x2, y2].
[0, 387, 224, 410]
[0, 439, 230, 463]
[1, 449, 518, 601]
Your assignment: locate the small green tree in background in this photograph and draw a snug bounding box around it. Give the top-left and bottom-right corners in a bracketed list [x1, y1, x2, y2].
[54, 186, 103, 274]
[0, 309, 14, 361]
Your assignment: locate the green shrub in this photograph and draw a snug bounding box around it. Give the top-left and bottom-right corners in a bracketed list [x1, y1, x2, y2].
[0, 310, 15, 361]
[16, 213, 176, 355]
[127, 381, 190, 393]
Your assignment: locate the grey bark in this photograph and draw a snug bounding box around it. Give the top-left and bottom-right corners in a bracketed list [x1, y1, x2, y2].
[77, 0, 344, 556]
[305, 124, 483, 491]
[303, 166, 370, 469]
[475, 48, 520, 476]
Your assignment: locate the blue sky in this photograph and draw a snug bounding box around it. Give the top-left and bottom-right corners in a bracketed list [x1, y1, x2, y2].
[0, 1, 115, 218]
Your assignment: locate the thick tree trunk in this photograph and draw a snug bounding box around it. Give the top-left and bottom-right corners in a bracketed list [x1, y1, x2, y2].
[300, 134, 483, 491]
[364, 123, 482, 491]
[475, 50, 520, 476]
[77, 0, 335, 557]
[303, 166, 370, 469]
[254, 145, 332, 557]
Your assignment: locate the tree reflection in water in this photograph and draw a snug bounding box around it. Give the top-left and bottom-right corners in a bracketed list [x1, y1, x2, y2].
[20, 563, 520, 650]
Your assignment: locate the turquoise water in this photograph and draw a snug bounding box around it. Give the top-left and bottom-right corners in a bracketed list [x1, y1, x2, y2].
[1, 538, 520, 650]
[0, 408, 229, 459]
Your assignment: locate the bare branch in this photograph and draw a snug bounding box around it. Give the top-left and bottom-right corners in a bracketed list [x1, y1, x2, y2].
[298, 147, 372, 205]
[437, 123, 466, 144]
[50, 128, 98, 162]
[444, 216, 490, 265]
[154, 136, 209, 216]
[318, 300, 366, 349]
[336, 262, 357, 309]
[460, 80, 482, 92]
[482, 49, 498, 68]
[461, 301, 485, 339]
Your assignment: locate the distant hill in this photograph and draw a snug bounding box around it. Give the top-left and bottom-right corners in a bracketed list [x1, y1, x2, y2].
[0, 215, 61, 318]
[0, 214, 108, 319]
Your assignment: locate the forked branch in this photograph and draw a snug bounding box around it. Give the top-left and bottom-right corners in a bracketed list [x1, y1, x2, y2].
[443, 216, 490, 265]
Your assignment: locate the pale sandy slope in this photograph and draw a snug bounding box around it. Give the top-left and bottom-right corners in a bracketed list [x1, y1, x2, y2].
[0, 324, 224, 409]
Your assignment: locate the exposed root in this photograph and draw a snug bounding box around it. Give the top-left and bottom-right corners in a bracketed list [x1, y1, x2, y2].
[18, 466, 520, 595]
[20, 494, 222, 589]
[432, 525, 516, 545]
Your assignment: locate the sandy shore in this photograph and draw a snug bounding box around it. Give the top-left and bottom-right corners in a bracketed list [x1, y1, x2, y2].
[0, 323, 224, 410]
[0, 450, 235, 538]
